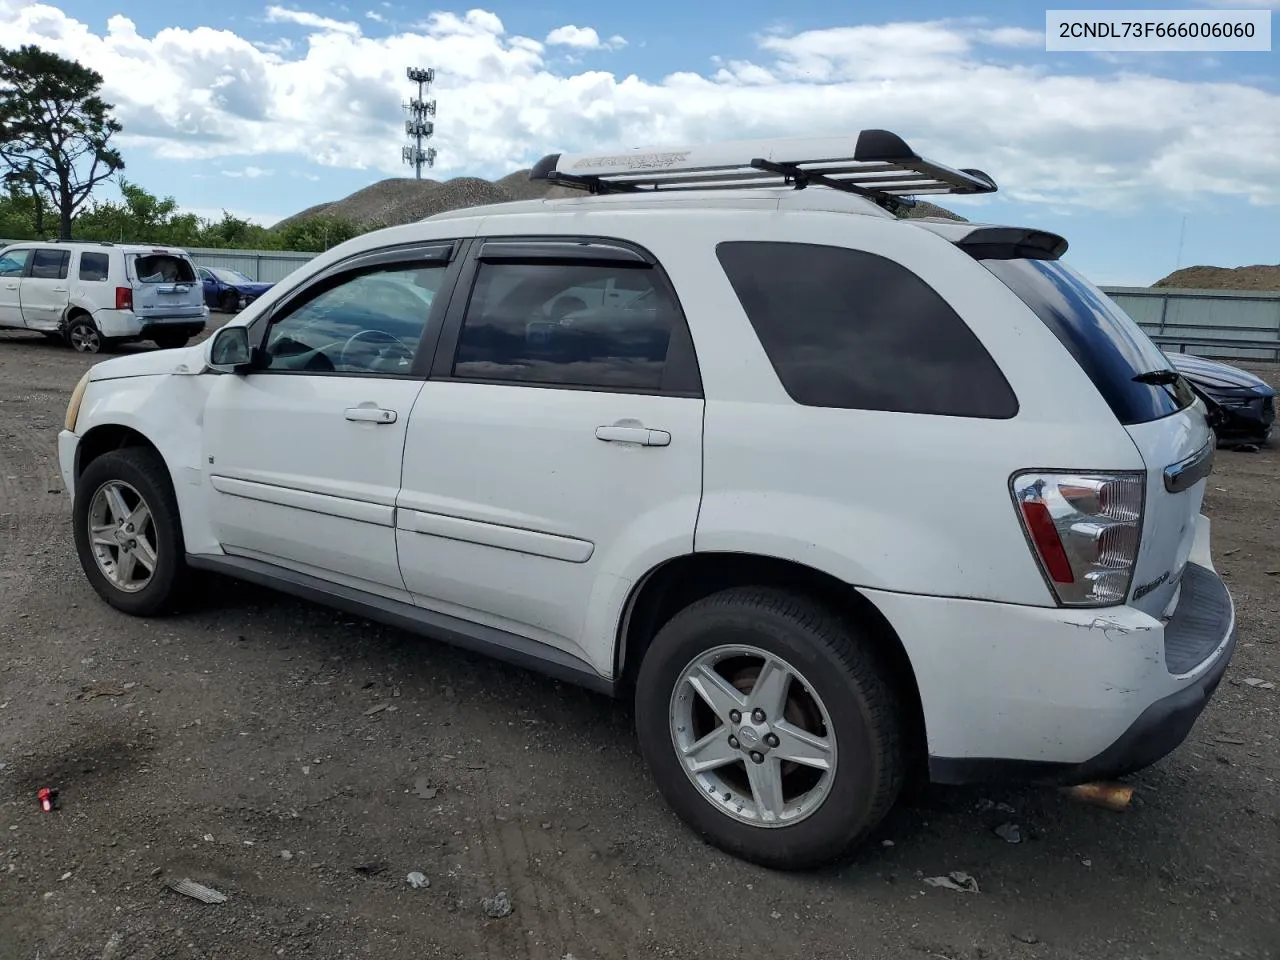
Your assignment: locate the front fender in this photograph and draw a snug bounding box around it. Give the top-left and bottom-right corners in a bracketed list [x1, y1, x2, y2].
[76, 373, 221, 554]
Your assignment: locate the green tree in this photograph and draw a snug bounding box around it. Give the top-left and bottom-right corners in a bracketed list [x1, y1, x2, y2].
[75, 178, 203, 245]
[0, 44, 124, 240]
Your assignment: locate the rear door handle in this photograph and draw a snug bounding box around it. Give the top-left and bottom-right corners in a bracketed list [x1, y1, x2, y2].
[595, 424, 671, 447]
[345, 406, 397, 424]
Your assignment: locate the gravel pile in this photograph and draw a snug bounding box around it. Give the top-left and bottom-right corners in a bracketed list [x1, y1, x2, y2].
[1154, 264, 1280, 291]
[275, 170, 965, 233]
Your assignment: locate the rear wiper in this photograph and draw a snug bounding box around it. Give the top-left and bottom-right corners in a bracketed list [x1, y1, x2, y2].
[1132, 369, 1181, 386]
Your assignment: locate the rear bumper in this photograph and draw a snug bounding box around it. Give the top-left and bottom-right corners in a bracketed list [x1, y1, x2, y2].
[94, 309, 208, 339]
[864, 551, 1236, 784]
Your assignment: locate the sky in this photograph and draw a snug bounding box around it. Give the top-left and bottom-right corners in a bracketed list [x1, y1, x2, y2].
[0, 0, 1276, 285]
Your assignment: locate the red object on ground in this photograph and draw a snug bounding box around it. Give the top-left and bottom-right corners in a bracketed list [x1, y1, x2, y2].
[37, 787, 56, 812]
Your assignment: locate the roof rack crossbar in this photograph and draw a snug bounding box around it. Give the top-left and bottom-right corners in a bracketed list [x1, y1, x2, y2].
[529, 129, 997, 210]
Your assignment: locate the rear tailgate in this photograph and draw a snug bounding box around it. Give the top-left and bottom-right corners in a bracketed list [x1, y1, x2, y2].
[127, 251, 205, 320]
[980, 256, 1213, 619]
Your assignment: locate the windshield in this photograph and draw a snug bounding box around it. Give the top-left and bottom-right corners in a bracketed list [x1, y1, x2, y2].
[981, 258, 1195, 425]
[212, 268, 253, 284]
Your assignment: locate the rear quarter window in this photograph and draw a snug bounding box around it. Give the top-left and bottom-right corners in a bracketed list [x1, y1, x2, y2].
[131, 254, 196, 284]
[980, 258, 1194, 425]
[715, 241, 1018, 418]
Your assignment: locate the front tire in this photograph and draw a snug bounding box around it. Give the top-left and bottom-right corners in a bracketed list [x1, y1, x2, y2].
[634, 587, 904, 870]
[72, 447, 189, 616]
[220, 291, 240, 313]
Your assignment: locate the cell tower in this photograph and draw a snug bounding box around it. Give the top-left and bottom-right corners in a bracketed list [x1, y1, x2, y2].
[402, 66, 437, 179]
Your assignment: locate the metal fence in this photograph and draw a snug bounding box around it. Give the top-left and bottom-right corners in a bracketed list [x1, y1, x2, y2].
[5, 238, 1278, 362]
[1105, 286, 1280, 363]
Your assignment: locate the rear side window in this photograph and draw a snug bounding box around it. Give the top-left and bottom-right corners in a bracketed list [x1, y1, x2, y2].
[79, 252, 110, 281]
[716, 241, 1018, 418]
[131, 254, 196, 283]
[29, 249, 70, 280]
[981, 259, 1193, 425]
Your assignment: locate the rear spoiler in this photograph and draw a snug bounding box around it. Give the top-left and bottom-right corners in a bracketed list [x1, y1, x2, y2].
[907, 221, 1068, 261]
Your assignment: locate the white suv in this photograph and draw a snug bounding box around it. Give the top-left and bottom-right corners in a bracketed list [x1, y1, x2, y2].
[56, 130, 1236, 869]
[0, 241, 208, 353]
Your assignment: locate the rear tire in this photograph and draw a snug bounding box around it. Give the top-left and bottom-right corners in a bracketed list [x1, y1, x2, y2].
[72, 447, 189, 616]
[154, 333, 190, 350]
[65, 314, 103, 354]
[634, 587, 904, 870]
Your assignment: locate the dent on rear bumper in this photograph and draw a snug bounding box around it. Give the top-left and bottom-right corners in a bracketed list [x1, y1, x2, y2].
[863, 556, 1235, 775]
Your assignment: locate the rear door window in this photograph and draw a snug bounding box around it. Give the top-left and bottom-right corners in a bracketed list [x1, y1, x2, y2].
[29, 249, 70, 281]
[981, 258, 1194, 425]
[716, 241, 1018, 418]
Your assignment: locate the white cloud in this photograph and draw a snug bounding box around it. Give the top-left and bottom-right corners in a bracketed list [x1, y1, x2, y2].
[264, 5, 359, 36]
[545, 25, 626, 51]
[974, 26, 1043, 47]
[0, 5, 1276, 210]
[220, 166, 273, 178]
[183, 205, 286, 227]
[365, 10, 385, 23]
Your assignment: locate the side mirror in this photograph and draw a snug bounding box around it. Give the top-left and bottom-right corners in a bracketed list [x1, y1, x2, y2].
[208, 325, 253, 373]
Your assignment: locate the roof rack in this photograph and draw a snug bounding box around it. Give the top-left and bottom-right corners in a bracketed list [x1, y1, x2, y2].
[529, 129, 997, 214]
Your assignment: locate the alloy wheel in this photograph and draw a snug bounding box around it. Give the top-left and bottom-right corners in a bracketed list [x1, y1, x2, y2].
[669, 644, 837, 827]
[86, 480, 158, 593]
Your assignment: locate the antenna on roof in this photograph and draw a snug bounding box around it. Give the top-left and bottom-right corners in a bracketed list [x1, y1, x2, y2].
[402, 66, 438, 179]
[529, 129, 996, 215]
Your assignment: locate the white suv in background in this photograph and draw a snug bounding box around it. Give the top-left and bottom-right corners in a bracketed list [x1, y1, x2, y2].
[55, 130, 1236, 870]
[0, 241, 208, 353]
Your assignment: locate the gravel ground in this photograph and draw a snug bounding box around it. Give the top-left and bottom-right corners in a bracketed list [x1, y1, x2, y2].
[1, 331, 1277, 960]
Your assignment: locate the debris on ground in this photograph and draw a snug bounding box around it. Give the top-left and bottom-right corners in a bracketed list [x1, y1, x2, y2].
[1062, 782, 1134, 811]
[481, 890, 513, 918]
[37, 787, 58, 812]
[279, 850, 293, 860]
[1215, 736, 1247, 745]
[166, 878, 228, 904]
[77, 684, 126, 700]
[975, 798, 1016, 814]
[364, 702, 391, 716]
[995, 823, 1022, 844]
[924, 871, 980, 894]
[414, 776, 438, 800]
[1012, 931, 1040, 945]
[406, 871, 429, 889]
[1241, 677, 1275, 690]
[101, 931, 125, 960]
[353, 861, 387, 876]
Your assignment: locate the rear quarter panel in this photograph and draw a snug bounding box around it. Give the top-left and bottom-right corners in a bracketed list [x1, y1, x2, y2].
[638, 210, 1146, 605]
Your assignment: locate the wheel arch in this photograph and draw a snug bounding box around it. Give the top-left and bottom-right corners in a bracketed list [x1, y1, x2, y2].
[75, 423, 164, 481]
[615, 551, 928, 780]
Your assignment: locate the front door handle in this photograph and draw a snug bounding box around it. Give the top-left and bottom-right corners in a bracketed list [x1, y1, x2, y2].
[52, 286, 67, 292]
[595, 424, 671, 447]
[345, 406, 397, 424]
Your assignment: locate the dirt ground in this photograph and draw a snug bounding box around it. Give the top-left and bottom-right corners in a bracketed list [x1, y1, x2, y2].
[1, 328, 1277, 960]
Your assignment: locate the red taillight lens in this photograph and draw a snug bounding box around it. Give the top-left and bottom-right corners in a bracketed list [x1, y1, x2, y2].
[1013, 472, 1145, 607]
[1018, 500, 1074, 583]
[114, 286, 133, 311]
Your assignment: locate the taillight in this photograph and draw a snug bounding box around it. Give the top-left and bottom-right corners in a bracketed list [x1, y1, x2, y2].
[114, 287, 133, 311]
[1011, 472, 1145, 607]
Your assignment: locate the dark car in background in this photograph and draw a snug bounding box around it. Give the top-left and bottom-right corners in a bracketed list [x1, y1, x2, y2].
[1166, 352, 1276, 448]
[196, 266, 275, 313]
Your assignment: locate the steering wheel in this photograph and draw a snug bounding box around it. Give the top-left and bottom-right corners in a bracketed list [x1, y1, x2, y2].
[339, 329, 413, 370]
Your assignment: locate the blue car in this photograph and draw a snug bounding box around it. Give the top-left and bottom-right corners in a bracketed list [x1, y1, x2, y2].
[196, 266, 275, 313]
